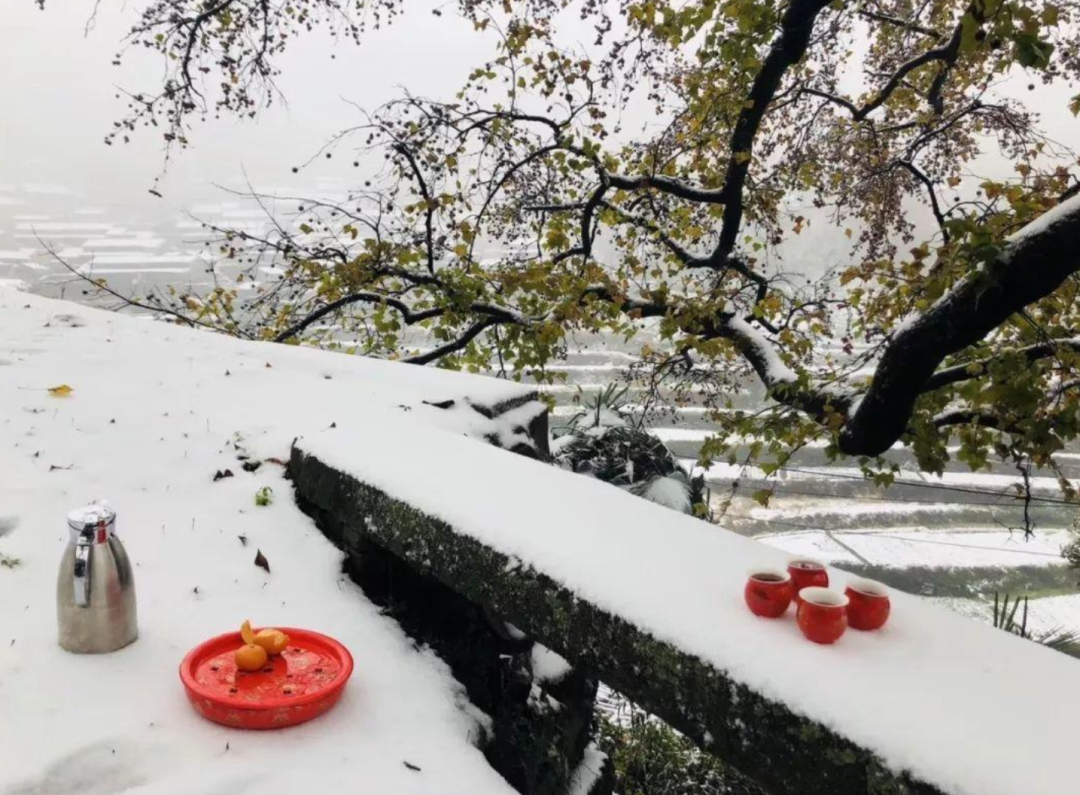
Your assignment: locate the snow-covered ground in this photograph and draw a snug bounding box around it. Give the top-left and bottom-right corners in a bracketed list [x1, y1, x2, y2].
[1, 287, 535, 795]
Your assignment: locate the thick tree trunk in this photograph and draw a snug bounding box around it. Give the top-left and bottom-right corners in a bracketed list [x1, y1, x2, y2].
[838, 194, 1080, 455]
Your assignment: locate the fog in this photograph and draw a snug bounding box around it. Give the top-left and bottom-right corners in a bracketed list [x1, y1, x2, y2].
[1, 0, 1076, 297]
[1, 0, 494, 201]
[1, 0, 507, 296]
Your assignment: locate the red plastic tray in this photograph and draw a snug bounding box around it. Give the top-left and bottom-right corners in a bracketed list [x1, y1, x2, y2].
[180, 627, 353, 730]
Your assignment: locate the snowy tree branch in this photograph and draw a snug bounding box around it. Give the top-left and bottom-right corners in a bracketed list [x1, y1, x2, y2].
[925, 338, 1080, 391]
[840, 193, 1080, 455]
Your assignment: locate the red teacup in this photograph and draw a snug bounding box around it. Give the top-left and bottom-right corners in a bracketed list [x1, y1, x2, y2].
[796, 587, 848, 644]
[845, 578, 891, 631]
[788, 559, 829, 603]
[744, 569, 794, 618]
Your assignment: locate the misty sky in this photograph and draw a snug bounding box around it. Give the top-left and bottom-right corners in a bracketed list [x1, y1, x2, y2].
[1, 0, 1076, 289]
[1, 0, 497, 210]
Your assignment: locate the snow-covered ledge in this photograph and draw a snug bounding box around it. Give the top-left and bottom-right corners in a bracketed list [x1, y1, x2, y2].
[291, 423, 1080, 795]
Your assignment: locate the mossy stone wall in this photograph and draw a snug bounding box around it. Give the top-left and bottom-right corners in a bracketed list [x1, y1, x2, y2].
[289, 444, 945, 795]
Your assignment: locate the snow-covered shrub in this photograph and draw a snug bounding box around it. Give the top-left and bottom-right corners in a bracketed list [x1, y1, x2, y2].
[631, 472, 695, 514]
[992, 592, 1080, 658]
[564, 383, 632, 432]
[553, 424, 709, 518]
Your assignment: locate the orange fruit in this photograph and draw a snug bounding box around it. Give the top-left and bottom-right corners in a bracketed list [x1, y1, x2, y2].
[235, 643, 268, 672]
[240, 619, 256, 645]
[254, 628, 290, 656]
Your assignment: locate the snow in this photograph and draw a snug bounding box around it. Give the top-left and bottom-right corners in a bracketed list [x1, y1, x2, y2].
[529, 644, 572, 685]
[930, 594, 1080, 645]
[0, 287, 527, 795]
[300, 401, 1080, 795]
[637, 474, 692, 513]
[650, 427, 719, 442]
[480, 399, 547, 451]
[1005, 191, 1080, 246]
[724, 314, 797, 385]
[566, 742, 607, 795]
[1016, 593, 1080, 636]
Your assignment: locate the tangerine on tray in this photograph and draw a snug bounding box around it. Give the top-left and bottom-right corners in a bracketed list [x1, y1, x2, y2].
[254, 628, 290, 656]
[235, 642, 269, 671]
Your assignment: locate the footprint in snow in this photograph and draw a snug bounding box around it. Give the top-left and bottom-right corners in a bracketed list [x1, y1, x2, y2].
[0, 516, 18, 538]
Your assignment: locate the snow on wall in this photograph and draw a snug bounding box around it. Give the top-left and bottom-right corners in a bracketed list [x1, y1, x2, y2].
[300, 415, 1080, 795]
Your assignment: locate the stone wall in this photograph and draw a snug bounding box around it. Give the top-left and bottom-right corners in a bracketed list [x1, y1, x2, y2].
[292, 445, 608, 795]
[288, 444, 946, 795]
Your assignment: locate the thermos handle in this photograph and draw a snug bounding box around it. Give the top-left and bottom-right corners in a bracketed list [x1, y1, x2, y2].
[73, 532, 92, 607]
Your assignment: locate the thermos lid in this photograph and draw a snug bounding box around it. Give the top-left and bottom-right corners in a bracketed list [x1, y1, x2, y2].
[67, 500, 116, 543]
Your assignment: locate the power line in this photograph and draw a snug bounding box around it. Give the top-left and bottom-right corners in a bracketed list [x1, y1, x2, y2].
[769, 465, 1079, 506]
[722, 480, 1064, 509]
[687, 458, 1079, 506]
[861, 533, 1064, 558]
[702, 467, 1077, 506]
[723, 513, 1066, 559]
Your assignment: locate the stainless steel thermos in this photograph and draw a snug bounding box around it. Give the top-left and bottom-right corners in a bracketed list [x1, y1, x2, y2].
[57, 500, 138, 653]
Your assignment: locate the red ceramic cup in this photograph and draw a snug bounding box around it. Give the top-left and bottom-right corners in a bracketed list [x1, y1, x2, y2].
[788, 559, 829, 604]
[796, 587, 849, 644]
[845, 578, 891, 631]
[744, 569, 794, 619]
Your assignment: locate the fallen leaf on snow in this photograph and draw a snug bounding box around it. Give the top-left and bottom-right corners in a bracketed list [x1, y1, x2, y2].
[254, 549, 271, 574]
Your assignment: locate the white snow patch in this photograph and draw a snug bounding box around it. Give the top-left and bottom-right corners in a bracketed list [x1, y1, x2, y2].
[530, 644, 572, 684]
[566, 741, 607, 795]
[681, 459, 1078, 496]
[1019, 593, 1080, 637]
[725, 314, 796, 384]
[0, 288, 528, 795]
[638, 475, 692, 513]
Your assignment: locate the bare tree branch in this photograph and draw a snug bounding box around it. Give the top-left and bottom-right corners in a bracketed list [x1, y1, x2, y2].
[404, 318, 499, 365]
[857, 8, 943, 40]
[393, 142, 438, 275]
[40, 238, 234, 335]
[273, 291, 524, 343]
